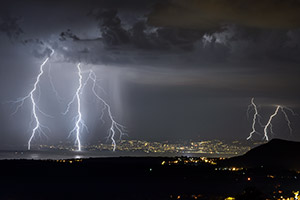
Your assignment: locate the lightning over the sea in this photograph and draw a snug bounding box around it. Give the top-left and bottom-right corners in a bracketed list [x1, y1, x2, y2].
[12, 49, 54, 150]
[63, 63, 88, 151]
[63, 65, 125, 151]
[87, 70, 126, 151]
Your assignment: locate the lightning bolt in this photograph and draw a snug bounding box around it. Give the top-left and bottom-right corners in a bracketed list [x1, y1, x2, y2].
[263, 105, 281, 141]
[280, 106, 294, 136]
[263, 105, 296, 141]
[63, 63, 88, 151]
[12, 49, 54, 150]
[12, 51, 125, 150]
[246, 99, 297, 141]
[247, 98, 261, 140]
[87, 70, 126, 151]
[64, 65, 126, 151]
[73, 63, 83, 151]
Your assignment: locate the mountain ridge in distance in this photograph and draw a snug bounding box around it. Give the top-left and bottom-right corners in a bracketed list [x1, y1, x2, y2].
[221, 138, 300, 170]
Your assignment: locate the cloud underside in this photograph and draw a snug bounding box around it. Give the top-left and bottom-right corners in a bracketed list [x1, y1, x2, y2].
[148, 0, 300, 30]
[2, 0, 300, 73]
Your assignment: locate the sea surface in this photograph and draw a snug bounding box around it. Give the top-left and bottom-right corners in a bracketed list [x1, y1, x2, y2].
[0, 150, 238, 160]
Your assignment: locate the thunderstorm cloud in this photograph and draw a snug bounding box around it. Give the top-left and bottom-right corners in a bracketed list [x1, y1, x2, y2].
[148, 0, 300, 30]
[0, 0, 300, 147]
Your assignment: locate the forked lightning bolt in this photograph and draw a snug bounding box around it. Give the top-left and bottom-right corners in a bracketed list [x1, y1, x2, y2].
[63, 63, 88, 151]
[13, 56, 125, 151]
[12, 49, 54, 150]
[263, 106, 280, 141]
[87, 70, 126, 151]
[64, 65, 125, 151]
[247, 98, 261, 140]
[247, 98, 296, 141]
[263, 105, 295, 141]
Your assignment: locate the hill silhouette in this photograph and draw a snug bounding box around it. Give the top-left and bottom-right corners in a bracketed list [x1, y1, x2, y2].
[222, 139, 300, 170]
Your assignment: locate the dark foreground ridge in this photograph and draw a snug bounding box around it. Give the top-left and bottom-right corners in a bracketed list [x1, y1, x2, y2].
[0, 139, 299, 200]
[222, 138, 300, 170]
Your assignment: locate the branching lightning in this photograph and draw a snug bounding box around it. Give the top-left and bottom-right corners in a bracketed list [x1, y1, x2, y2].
[13, 52, 125, 151]
[63, 63, 88, 151]
[247, 98, 297, 141]
[12, 49, 54, 150]
[63, 65, 125, 151]
[263, 105, 280, 141]
[247, 98, 261, 140]
[263, 106, 296, 141]
[87, 70, 126, 151]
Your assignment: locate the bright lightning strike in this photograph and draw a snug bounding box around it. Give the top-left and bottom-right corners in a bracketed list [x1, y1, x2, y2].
[246, 99, 297, 141]
[63, 63, 88, 151]
[263, 105, 296, 141]
[263, 106, 280, 141]
[247, 98, 261, 140]
[12, 49, 54, 150]
[87, 70, 126, 151]
[73, 63, 83, 151]
[64, 65, 126, 152]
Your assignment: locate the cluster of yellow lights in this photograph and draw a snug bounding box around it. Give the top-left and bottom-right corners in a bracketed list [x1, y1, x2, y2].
[200, 157, 217, 165]
[169, 194, 202, 199]
[169, 192, 299, 200]
[294, 191, 299, 200]
[225, 191, 299, 200]
[161, 157, 217, 166]
[267, 175, 275, 179]
[214, 167, 243, 171]
[273, 191, 299, 200]
[56, 159, 83, 163]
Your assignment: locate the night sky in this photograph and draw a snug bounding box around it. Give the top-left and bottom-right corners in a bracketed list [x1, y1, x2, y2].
[1, 0, 300, 149]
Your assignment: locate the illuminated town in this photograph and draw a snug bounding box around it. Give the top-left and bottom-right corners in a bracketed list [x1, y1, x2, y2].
[36, 140, 264, 156]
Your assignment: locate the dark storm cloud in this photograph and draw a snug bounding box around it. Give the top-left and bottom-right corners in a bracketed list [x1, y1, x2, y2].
[89, 9, 131, 45]
[56, 22, 300, 74]
[1, 0, 299, 67]
[54, 6, 207, 66]
[0, 0, 299, 93]
[58, 9, 204, 53]
[59, 29, 81, 41]
[0, 13, 23, 41]
[202, 25, 300, 64]
[3, 0, 298, 69]
[148, 0, 300, 30]
[44, 1, 300, 105]
[88, 8, 204, 49]
[27, 0, 295, 71]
